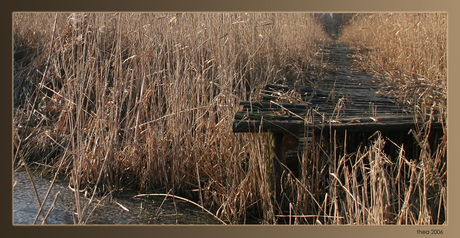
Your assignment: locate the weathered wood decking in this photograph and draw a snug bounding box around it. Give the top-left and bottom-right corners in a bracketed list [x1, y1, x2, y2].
[233, 82, 442, 134]
[231, 42, 444, 208]
[233, 42, 442, 135]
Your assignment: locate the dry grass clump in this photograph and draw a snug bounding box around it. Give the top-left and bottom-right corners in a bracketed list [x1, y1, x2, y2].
[13, 13, 329, 224]
[268, 13, 446, 225]
[305, 13, 447, 225]
[14, 12, 446, 225]
[340, 13, 447, 117]
[280, 129, 446, 225]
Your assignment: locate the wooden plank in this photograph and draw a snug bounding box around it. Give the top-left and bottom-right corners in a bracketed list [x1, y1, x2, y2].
[233, 120, 306, 133]
[237, 108, 308, 115]
[234, 111, 308, 120]
[233, 82, 443, 134]
[233, 118, 443, 133]
[235, 109, 415, 123]
[239, 101, 310, 110]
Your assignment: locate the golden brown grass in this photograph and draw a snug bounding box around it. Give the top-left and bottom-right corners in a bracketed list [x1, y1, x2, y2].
[13, 13, 446, 225]
[282, 129, 446, 225]
[340, 13, 447, 115]
[13, 12, 329, 224]
[336, 13, 447, 225]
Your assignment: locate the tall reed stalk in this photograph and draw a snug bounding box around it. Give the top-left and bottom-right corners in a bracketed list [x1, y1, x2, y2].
[13, 13, 446, 225]
[14, 12, 329, 224]
[340, 13, 447, 115]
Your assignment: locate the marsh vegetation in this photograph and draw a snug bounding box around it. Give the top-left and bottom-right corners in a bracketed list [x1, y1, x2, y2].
[13, 13, 446, 224]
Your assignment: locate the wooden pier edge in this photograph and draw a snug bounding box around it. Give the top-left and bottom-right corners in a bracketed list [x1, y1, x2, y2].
[234, 120, 443, 133]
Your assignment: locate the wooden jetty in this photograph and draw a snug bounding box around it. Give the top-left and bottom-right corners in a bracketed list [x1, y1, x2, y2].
[233, 80, 442, 206]
[232, 42, 444, 213]
[234, 42, 443, 135]
[234, 82, 442, 134]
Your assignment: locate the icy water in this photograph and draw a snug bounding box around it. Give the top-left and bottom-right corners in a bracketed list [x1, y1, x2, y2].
[13, 167, 222, 225]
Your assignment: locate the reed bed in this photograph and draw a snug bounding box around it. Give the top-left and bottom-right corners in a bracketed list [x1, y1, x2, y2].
[340, 13, 447, 117]
[13, 13, 446, 225]
[280, 128, 446, 225]
[331, 13, 446, 224]
[13, 12, 329, 224]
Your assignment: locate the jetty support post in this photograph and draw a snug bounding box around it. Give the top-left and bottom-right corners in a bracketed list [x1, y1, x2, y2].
[271, 131, 286, 206]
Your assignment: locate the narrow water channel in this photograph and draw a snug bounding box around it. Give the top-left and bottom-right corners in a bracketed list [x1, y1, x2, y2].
[13, 167, 222, 225]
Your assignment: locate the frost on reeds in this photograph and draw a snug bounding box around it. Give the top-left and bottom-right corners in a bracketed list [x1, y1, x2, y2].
[13, 13, 328, 224]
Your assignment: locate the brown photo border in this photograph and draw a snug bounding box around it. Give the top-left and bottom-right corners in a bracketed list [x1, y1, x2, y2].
[4, 0, 458, 238]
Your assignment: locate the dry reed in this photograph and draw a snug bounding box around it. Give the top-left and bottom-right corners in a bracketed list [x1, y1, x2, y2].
[259, 13, 446, 225]
[335, 13, 446, 224]
[340, 13, 447, 116]
[13, 12, 328, 224]
[13, 13, 446, 225]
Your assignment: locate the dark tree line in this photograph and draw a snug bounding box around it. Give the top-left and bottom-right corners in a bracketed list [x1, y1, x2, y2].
[314, 13, 356, 39]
